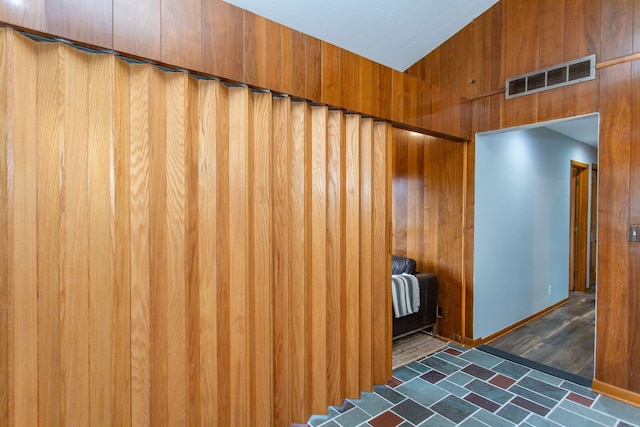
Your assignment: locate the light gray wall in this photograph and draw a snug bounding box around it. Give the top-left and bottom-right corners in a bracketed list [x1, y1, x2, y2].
[474, 126, 597, 339]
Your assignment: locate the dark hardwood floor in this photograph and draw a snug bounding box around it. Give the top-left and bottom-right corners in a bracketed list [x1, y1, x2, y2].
[486, 289, 596, 379]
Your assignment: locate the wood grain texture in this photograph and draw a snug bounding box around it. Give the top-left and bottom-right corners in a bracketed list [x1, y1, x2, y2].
[406, 0, 640, 395]
[285, 29, 306, 99]
[113, 0, 161, 61]
[266, 19, 283, 93]
[0, 0, 469, 140]
[195, 78, 219, 425]
[164, 71, 189, 426]
[372, 121, 390, 383]
[391, 129, 465, 341]
[148, 64, 168, 427]
[1, 28, 395, 425]
[536, 0, 564, 122]
[488, 291, 595, 378]
[279, 27, 293, 96]
[377, 65, 392, 121]
[321, 42, 340, 107]
[61, 45, 91, 425]
[249, 90, 273, 424]
[310, 105, 328, 413]
[0, 28, 9, 427]
[128, 63, 153, 427]
[272, 96, 292, 426]
[186, 74, 200, 427]
[289, 101, 310, 423]
[7, 0, 640, 406]
[88, 53, 114, 426]
[161, 0, 201, 71]
[8, 31, 39, 427]
[359, 118, 374, 391]
[36, 41, 63, 427]
[601, 0, 634, 61]
[326, 110, 345, 406]
[228, 86, 250, 426]
[596, 64, 631, 389]
[214, 81, 232, 427]
[111, 56, 132, 427]
[45, 0, 112, 48]
[202, 0, 243, 82]
[340, 50, 355, 111]
[305, 36, 322, 103]
[0, 0, 45, 33]
[243, 12, 268, 89]
[344, 114, 361, 398]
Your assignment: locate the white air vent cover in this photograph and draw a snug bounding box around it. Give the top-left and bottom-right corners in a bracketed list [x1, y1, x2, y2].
[506, 54, 596, 99]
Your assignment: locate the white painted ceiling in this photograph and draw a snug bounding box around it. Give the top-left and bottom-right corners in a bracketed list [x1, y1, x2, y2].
[545, 115, 599, 147]
[224, 0, 499, 71]
[224, 0, 599, 148]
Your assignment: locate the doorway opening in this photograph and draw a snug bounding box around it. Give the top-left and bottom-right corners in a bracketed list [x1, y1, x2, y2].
[475, 113, 599, 381]
[569, 160, 590, 293]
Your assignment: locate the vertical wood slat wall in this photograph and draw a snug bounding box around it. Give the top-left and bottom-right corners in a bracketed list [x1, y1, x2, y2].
[0, 0, 470, 141]
[0, 28, 391, 426]
[391, 129, 465, 341]
[405, 0, 640, 396]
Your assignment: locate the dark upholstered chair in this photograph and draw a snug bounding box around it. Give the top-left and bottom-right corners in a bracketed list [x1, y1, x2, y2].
[391, 255, 438, 339]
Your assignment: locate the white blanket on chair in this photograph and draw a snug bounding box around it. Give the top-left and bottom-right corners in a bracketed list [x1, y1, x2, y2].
[391, 273, 420, 318]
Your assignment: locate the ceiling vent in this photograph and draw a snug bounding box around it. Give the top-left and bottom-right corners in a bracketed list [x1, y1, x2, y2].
[505, 54, 596, 99]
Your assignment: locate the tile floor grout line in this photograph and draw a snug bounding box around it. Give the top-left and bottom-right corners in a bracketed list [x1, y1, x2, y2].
[308, 343, 640, 427]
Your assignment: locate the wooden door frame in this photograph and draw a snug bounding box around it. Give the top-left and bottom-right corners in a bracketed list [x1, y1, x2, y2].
[569, 160, 590, 292]
[589, 164, 598, 287]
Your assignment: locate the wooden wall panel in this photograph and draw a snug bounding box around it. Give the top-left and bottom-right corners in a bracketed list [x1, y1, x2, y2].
[344, 114, 361, 398]
[391, 129, 465, 341]
[340, 50, 355, 111]
[630, 60, 640, 393]
[35, 41, 63, 427]
[0, 0, 46, 34]
[0, 25, 7, 427]
[601, 0, 634, 61]
[305, 36, 322, 103]
[45, 0, 112, 48]
[195, 78, 223, 425]
[406, 0, 640, 398]
[0, 28, 393, 426]
[161, 0, 201, 71]
[272, 96, 292, 425]
[359, 118, 374, 392]
[202, 0, 243, 82]
[212, 81, 232, 427]
[228, 86, 250, 426]
[148, 65, 169, 427]
[87, 53, 114, 426]
[288, 101, 311, 423]
[7, 30, 38, 427]
[266, 19, 283, 93]
[372, 121, 391, 383]
[243, 12, 268, 89]
[113, 0, 161, 60]
[321, 42, 340, 107]
[309, 105, 328, 413]
[249, 90, 273, 424]
[326, 110, 345, 406]
[282, 28, 306, 99]
[164, 72, 190, 427]
[110, 55, 131, 426]
[0, 0, 470, 140]
[596, 63, 632, 390]
[128, 63, 153, 427]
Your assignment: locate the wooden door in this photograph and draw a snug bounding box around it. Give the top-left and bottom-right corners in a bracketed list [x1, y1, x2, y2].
[569, 161, 589, 292]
